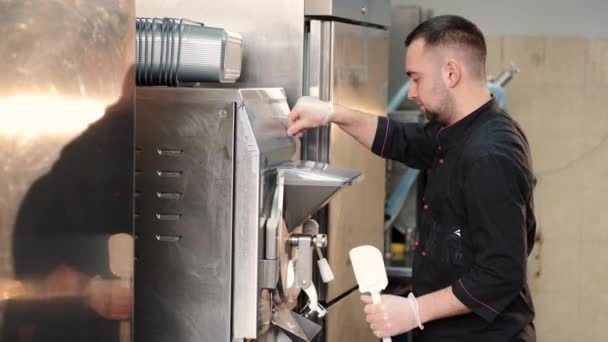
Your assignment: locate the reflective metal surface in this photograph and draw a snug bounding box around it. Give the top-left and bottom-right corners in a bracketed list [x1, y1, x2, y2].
[0, 1, 134, 341]
[272, 308, 321, 342]
[275, 161, 363, 230]
[136, 18, 243, 85]
[239, 89, 298, 168]
[306, 20, 388, 303]
[133, 88, 297, 341]
[326, 20, 387, 303]
[233, 91, 263, 340]
[272, 308, 309, 342]
[305, 0, 390, 27]
[234, 88, 298, 340]
[279, 161, 363, 187]
[388, 5, 425, 111]
[135, 88, 235, 342]
[136, 0, 304, 106]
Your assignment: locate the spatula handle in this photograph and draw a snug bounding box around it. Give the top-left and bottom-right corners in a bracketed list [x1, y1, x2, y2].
[371, 291, 382, 304]
[370, 292, 392, 342]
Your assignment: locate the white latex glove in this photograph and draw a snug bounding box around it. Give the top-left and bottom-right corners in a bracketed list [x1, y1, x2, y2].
[361, 293, 423, 338]
[287, 96, 334, 137]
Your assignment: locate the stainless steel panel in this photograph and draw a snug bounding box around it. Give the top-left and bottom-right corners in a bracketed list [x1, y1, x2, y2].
[388, 6, 424, 111]
[239, 89, 297, 169]
[305, 0, 390, 27]
[0, 1, 134, 341]
[303, 20, 333, 163]
[307, 21, 388, 302]
[233, 88, 296, 339]
[134, 88, 234, 342]
[324, 290, 377, 342]
[233, 99, 262, 340]
[136, 0, 305, 106]
[132, 87, 295, 341]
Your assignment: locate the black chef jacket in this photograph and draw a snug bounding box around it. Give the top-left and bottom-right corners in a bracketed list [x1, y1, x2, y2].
[372, 98, 536, 342]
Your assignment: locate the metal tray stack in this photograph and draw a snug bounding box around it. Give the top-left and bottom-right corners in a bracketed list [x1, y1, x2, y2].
[136, 17, 242, 85]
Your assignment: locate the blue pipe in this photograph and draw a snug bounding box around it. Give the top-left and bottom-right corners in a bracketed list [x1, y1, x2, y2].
[387, 80, 411, 113]
[385, 168, 419, 226]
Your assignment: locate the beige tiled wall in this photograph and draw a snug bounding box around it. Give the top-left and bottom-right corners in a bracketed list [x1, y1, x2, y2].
[487, 35, 608, 342]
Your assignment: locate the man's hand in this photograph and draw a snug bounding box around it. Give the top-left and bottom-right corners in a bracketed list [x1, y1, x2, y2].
[85, 277, 132, 320]
[361, 294, 420, 338]
[287, 96, 334, 137]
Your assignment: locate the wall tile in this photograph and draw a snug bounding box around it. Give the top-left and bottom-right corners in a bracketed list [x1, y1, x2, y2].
[533, 291, 580, 341]
[581, 139, 608, 242]
[583, 87, 608, 150]
[579, 242, 608, 340]
[503, 36, 546, 87]
[585, 38, 608, 87]
[507, 86, 586, 174]
[486, 35, 504, 78]
[543, 37, 586, 87]
[534, 168, 583, 243]
[533, 236, 580, 293]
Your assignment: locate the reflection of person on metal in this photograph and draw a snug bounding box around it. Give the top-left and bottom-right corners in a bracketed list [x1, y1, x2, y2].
[4, 66, 134, 342]
[1, 263, 131, 320]
[288, 15, 536, 342]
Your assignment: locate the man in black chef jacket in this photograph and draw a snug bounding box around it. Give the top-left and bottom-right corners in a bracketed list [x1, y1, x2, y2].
[287, 15, 536, 342]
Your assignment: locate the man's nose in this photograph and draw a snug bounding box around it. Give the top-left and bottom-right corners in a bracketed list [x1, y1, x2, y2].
[408, 83, 417, 100]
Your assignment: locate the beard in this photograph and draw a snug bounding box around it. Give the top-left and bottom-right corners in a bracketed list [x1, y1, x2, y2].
[420, 86, 454, 124]
[422, 109, 440, 122]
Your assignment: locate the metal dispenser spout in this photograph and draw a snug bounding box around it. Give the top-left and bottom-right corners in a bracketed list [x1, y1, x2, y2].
[263, 160, 362, 341]
[272, 308, 322, 342]
[276, 160, 363, 231]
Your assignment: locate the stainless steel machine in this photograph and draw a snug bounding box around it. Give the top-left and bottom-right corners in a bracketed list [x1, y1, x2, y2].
[135, 87, 361, 342]
[135, 1, 390, 341]
[0, 0, 402, 341]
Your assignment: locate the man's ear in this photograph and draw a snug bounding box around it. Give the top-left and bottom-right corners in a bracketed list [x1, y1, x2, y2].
[444, 59, 461, 88]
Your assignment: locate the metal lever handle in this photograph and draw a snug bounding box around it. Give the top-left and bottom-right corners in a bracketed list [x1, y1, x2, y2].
[288, 219, 329, 289]
[301, 283, 327, 318]
[289, 235, 313, 289]
[317, 256, 334, 283]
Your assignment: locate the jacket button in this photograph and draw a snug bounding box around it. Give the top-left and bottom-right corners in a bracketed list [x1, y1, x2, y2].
[423, 204, 429, 210]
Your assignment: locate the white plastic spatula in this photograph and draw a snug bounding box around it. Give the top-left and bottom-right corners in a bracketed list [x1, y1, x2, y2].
[349, 245, 391, 342]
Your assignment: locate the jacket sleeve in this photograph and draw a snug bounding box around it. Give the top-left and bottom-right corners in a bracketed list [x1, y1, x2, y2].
[371, 116, 439, 170]
[451, 154, 532, 322]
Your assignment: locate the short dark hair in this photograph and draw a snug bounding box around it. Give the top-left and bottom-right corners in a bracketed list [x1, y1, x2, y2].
[405, 15, 487, 77]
